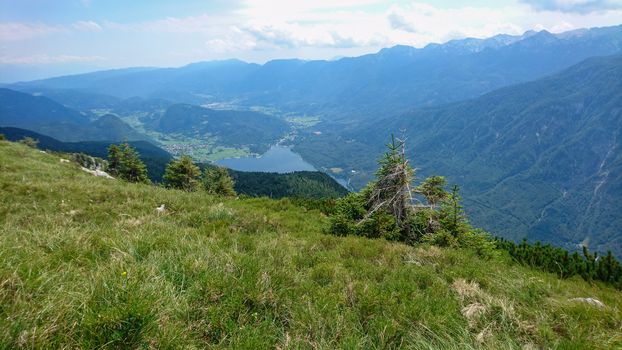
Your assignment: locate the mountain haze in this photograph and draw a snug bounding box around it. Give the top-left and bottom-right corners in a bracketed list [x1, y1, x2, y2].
[0, 89, 149, 142]
[10, 25, 622, 119]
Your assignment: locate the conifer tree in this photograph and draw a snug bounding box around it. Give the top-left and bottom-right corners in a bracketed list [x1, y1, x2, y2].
[416, 176, 447, 208]
[439, 184, 466, 237]
[366, 135, 414, 226]
[203, 166, 236, 196]
[118, 143, 150, 184]
[107, 144, 122, 176]
[163, 155, 201, 191]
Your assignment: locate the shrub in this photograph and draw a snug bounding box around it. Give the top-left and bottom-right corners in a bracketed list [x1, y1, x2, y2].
[458, 229, 499, 259]
[422, 229, 458, 247]
[19, 136, 39, 148]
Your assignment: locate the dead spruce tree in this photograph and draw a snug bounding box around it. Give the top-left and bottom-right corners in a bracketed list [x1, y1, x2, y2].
[365, 135, 414, 227]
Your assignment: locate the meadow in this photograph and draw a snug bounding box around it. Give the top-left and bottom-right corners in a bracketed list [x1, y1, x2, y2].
[1, 140, 621, 349]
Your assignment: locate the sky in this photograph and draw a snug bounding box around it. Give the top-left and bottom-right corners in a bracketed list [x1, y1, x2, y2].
[0, 0, 621, 82]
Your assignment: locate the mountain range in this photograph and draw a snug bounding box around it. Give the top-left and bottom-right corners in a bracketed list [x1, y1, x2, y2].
[1, 24, 621, 257]
[0, 88, 147, 142]
[8, 25, 622, 120]
[294, 54, 622, 256]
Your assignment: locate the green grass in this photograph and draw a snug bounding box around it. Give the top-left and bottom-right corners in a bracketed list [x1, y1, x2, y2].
[1, 140, 621, 349]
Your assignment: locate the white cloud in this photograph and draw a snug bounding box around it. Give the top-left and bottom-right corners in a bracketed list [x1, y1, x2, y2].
[239, 21, 388, 49]
[2, 0, 621, 71]
[73, 20, 102, 32]
[383, 2, 622, 47]
[0, 54, 105, 65]
[0, 22, 63, 42]
[519, 0, 622, 13]
[102, 14, 223, 34]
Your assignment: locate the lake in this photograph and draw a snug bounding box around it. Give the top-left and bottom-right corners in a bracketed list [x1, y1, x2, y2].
[216, 145, 316, 173]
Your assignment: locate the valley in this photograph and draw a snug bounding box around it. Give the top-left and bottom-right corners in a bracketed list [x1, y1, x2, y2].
[3, 25, 622, 257]
[1, 2, 622, 347]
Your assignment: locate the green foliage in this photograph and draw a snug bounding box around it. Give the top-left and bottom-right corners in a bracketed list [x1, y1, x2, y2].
[0, 133, 5, 140]
[107, 143, 150, 184]
[329, 139, 510, 261]
[404, 207, 437, 243]
[229, 170, 348, 199]
[19, 136, 39, 148]
[497, 239, 622, 289]
[416, 176, 447, 207]
[459, 229, 499, 260]
[288, 197, 337, 216]
[202, 166, 236, 197]
[106, 144, 122, 175]
[422, 229, 458, 247]
[163, 155, 201, 192]
[438, 185, 468, 237]
[368, 135, 414, 226]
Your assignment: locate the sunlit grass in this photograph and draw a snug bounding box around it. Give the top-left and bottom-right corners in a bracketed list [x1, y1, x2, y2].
[1, 140, 621, 349]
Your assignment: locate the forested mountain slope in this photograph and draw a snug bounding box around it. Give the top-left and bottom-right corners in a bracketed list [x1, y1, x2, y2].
[0, 89, 148, 142]
[296, 54, 622, 256]
[149, 104, 290, 153]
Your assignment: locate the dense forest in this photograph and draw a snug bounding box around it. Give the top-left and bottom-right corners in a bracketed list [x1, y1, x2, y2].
[227, 169, 348, 199]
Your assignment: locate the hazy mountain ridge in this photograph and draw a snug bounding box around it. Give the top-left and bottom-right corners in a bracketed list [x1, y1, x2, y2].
[2, 25, 621, 257]
[0, 89, 149, 142]
[9, 25, 622, 119]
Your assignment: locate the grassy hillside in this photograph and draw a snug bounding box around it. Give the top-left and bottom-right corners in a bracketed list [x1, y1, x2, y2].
[0, 127, 171, 183]
[1, 140, 621, 349]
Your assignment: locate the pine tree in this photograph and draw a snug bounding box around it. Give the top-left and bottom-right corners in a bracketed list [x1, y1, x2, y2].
[118, 143, 150, 184]
[163, 155, 201, 191]
[107, 144, 122, 176]
[366, 135, 414, 226]
[439, 184, 466, 237]
[202, 166, 236, 196]
[416, 176, 447, 208]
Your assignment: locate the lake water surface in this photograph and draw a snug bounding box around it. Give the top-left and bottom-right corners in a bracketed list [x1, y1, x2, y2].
[216, 145, 316, 173]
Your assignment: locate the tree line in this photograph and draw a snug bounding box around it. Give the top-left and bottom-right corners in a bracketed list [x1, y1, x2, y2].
[496, 239, 622, 289]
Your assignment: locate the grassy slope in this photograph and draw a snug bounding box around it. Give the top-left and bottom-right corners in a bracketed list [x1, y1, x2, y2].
[1, 140, 621, 349]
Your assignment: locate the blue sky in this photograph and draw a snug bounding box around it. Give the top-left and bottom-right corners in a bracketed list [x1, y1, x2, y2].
[1, 0, 621, 82]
